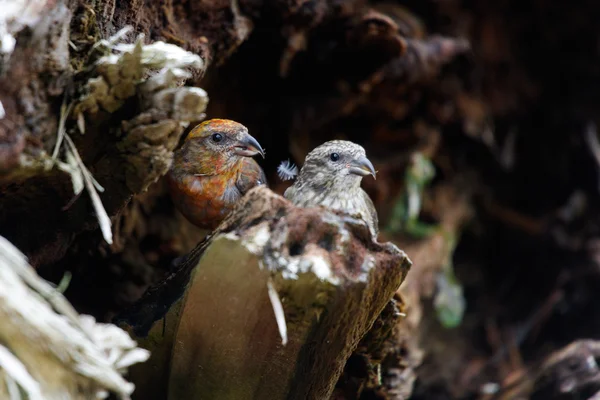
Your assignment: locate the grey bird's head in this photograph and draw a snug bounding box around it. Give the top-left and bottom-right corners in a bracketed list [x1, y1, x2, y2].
[297, 140, 376, 190]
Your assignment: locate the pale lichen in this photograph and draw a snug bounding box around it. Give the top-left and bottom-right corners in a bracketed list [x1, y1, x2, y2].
[0, 235, 150, 399]
[70, 29, 208, 193]
[74, 30, 205, 119]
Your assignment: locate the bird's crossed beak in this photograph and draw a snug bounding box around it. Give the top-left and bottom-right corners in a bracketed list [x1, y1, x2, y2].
[234, 133, 265, 158]
[349, 155, 377, 179]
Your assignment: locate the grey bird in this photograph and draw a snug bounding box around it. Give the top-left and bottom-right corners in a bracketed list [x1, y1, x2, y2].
[282, 140, 379, 238]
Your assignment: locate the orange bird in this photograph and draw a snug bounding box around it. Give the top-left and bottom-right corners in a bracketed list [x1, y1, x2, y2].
[167, 119, 267, 230]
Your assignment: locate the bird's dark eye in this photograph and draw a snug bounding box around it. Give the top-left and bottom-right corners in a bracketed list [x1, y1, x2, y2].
[211, 133, 223, 142]
[330, 152, 340, 162]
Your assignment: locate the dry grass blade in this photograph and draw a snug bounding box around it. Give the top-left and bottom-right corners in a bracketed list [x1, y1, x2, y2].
[267, 278, 288, 346]
[51, 100, 73, 160]
[77, 112, 85, 134]
[4, 373, 20, 400]
[0, 345, 42, 400]
[63, 134, 113, 245]
[90, 25, 133, 54]
[56, 150, 84, 196]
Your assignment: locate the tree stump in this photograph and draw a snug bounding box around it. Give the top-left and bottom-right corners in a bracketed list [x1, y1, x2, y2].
[118, 186, 411, 399]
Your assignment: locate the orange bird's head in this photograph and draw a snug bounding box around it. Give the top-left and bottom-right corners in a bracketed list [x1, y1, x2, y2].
[176, 119, 265, 175]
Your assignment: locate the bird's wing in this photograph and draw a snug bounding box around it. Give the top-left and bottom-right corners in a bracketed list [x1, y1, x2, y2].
[236, 158, 268, 195]
[362, 189, 379, 235]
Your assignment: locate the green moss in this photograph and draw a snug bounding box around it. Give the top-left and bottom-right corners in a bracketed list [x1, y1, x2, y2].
[69, 3, 101, 72]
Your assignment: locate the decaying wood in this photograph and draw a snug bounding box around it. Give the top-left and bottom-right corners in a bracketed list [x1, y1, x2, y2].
[116, 186, 411, 399]
[531, 340, 600, 400]
[471, 339, 600, 400]
[0, 235, 149, 399]
[0, 8, 208, 267]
